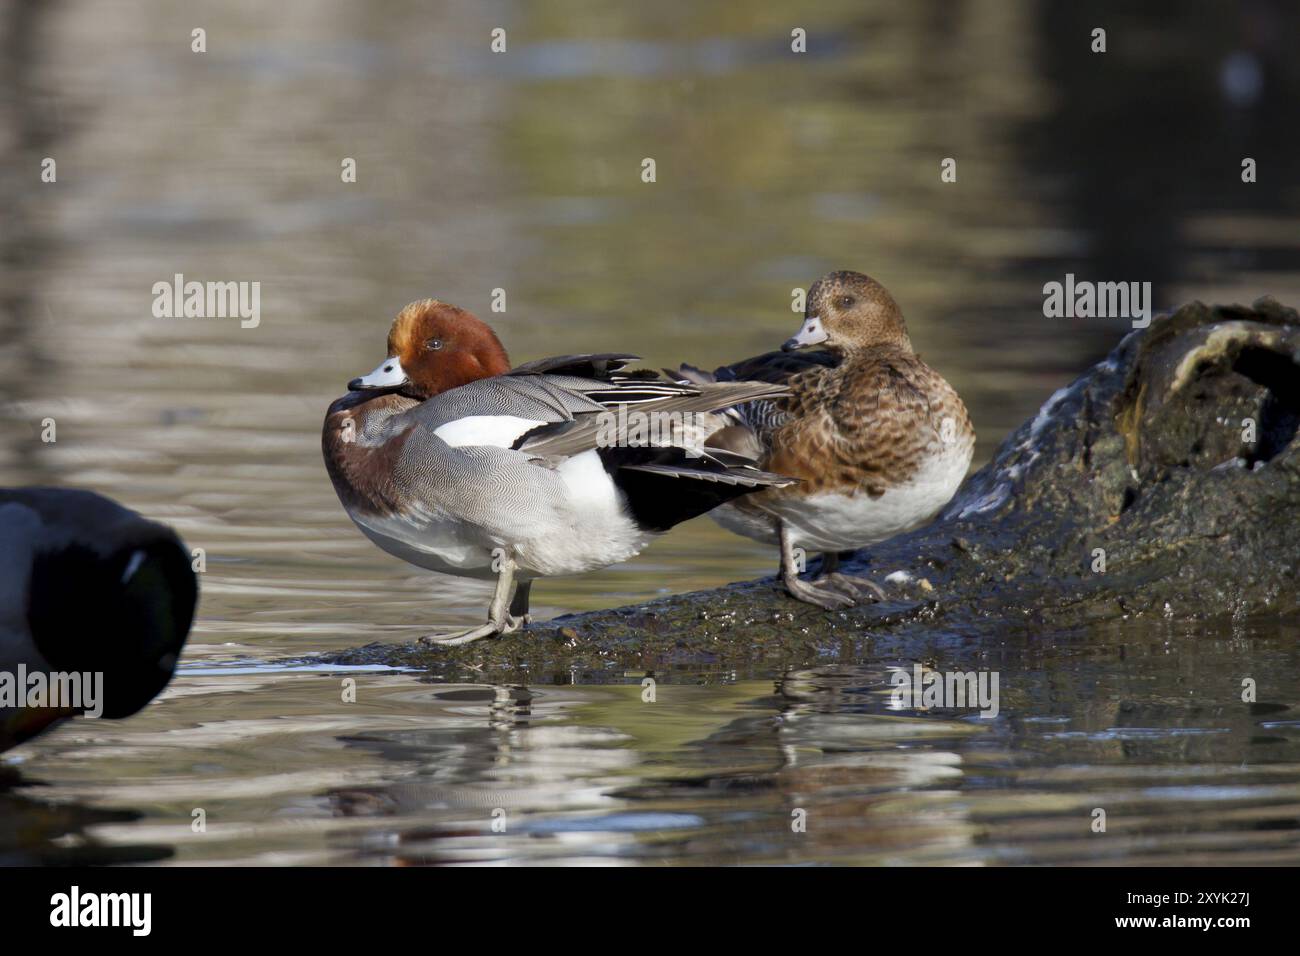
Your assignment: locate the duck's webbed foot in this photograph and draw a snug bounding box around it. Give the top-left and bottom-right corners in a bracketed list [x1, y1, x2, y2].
[779, 524, 854, 609]
[779, 535, 884, 609]
[508, 580, 532, 626]
[783, 572, 857, 610]
[419, 554, 528, 647]
[421, 613, 525, 646]
[813, 571, 886, 603]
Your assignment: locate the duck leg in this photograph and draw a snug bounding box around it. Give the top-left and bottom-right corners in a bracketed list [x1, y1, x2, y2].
[779, 522, 854, 610]
[509, 580, 532, 625]
[421, 554, 527, 646]
[812, 550, 887, 603]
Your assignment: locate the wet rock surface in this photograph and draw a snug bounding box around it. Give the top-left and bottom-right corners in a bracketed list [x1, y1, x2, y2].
[322, 299, 1300, 679]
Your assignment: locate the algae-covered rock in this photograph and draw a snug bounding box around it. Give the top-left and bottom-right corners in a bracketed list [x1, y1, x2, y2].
[323, 299, 1300, 678]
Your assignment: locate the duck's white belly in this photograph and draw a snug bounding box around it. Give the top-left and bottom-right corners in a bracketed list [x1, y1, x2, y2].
[353, 511, 500, 580]
[715, 444, 971, 553]
[348, 450, 654, 580]
[775, 485, 943, 552]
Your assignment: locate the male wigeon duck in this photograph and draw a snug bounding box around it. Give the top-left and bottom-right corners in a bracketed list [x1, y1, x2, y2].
[679, 271, 975, 609]
[322, 299, 795, 645]
[0, 487, 197, 752]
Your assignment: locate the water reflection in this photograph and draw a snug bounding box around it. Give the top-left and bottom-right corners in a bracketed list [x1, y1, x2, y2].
[0, 768, 172, 865]
[4, 615, 1299, 865]
[329, 619, 1300, 864]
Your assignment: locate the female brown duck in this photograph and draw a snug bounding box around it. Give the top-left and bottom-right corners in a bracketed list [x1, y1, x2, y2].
[681, 271, 975, 609]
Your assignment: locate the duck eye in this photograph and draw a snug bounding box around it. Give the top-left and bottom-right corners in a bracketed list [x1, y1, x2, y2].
[837, 295, 856, 308]
[425, 338, 443, 351]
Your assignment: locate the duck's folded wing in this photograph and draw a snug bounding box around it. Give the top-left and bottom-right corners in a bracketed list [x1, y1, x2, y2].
[508, 353, 640, 378]
[513, 354, 699, 405]
[398, 366, 699, 450]
[399, 375, 606, 451]
[401, 356, 794, 474]
[672, 353, 840, 450]
[614, 461, 790, 487]
[677, 350, 839, 387]
[392, 374, 799, 537]
[515, 381, 790, 460]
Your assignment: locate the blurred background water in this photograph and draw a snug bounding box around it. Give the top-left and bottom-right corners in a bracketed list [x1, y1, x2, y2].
[2, 0, 1299, 865]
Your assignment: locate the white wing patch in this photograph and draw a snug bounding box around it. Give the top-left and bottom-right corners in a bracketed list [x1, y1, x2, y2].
[433, 415, 547, 449]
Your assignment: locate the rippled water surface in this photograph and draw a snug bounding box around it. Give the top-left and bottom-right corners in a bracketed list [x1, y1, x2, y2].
[3, 0, 1300, 865]
[8, 617, 1300, 865]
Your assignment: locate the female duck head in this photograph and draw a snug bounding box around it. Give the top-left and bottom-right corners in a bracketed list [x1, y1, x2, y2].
[349, 299, 511, 399]
[783, 271, 912, 355]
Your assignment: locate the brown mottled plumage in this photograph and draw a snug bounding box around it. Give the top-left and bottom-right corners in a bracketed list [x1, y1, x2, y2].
[747, 347, 971, 499]
[684, 271, 975, 609]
